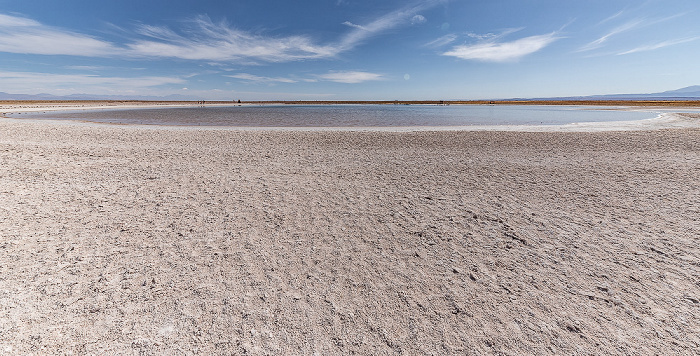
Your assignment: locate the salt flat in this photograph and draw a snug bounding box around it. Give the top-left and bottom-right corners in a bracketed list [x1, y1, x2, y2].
[0, 116, 698, 354]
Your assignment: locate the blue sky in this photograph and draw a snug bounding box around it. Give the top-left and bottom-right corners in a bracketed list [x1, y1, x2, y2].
[0, 0, 698, 100]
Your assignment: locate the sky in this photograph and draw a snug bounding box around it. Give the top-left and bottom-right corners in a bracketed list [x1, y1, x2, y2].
[0, 0, 698, 100]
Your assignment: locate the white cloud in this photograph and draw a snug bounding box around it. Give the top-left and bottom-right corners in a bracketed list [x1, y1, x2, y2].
[64, 65, 109, 71]
[334, 0, 443, 53]
[342, 21, 367, 31]
[0, 1, 443, 63]
[598, 9, 626, 25]
[467, 28, 522, 41]
[411, 15, 427, 25]
[0, 13, 40, 27]
[229, 71, 385, 84]
[127, 15, 337, 62]
[317, 71, 384, 83]
[0, 14, 119, 56]
[425, 34, 457, 48]
[133, 2, 442, 62]
[617, 36, 700, 55]
[227, 73, 298, 83]
[0, 71, 184, 94]
[581, 12, 689, 53]
[578, 19, 643, 52]
[427, 28, 524, 49]
[443, 33, 559, 62]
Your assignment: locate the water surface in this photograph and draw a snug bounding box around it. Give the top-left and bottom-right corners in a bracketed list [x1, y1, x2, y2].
[14, 104, 661, 127]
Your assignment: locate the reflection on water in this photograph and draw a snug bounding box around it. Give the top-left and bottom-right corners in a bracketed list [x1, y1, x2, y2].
[16, 105, 660, 127]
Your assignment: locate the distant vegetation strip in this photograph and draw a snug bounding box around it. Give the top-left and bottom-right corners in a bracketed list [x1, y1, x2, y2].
[2, 99, 700, 107]
[245, 100, 700, 107]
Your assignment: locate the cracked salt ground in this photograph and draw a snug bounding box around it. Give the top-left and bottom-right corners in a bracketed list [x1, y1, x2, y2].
[0, 120, 698, 354]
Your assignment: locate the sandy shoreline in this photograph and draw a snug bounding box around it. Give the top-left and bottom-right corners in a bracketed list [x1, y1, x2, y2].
[0, 101, 240, 114]
[1, 117, 698, 354]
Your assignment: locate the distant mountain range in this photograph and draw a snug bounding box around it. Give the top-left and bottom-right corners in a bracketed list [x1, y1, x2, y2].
[542, 85, 700, 101]
[1, 86, 699, 101]
[0, 92, 199, 101]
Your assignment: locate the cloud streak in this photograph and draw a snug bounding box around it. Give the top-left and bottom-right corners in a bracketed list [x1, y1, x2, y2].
[617, 36, 700, 55]
[342, 21, 367, 31]
[411, 15, 427, 25]
[0, 70, 184, 94]
[580, 11, 691, 53]
[332, 0, 442, 54]
[0, 14, 119, 56]
[578, 19, 643, 52]
[443, 32, 559, 62]
[317, 71, 384, 83]
[227, 73, 298, 83]
[228, 70, 385, 84]
[0, 1, 442, 63]
[127, 15, 338, 62]
[424, 34, 457, 48]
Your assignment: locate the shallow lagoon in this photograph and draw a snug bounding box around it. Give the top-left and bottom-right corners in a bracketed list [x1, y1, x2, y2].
[15, 104, 662, 127]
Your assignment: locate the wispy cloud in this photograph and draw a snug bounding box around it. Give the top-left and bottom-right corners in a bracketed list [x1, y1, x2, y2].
[130, 1, 442, 61]
[0, 13, 119, 56]
[411, 15, 427, 25]
[127, 15, 338, 62]
[317, 71, 384, 83]
[0, 13, 40, 27]
[333, 0, 443, 53]
[617, 36, 700, 55]
[466, 28, 523, 42]
[580, 11, 691, 53]
[64, 65, 110, 71]
[0, 70, 184, 94]
[342, 21, 367, 31]
[227, 71, 385, 84]
[424, 34, 457, 48]
[443, 32, 559, 62]
[578, 19, 643, 52]
[598, 9, 627, 26]
[227, 73, 298, 83]
[0, 1, 442, 63]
